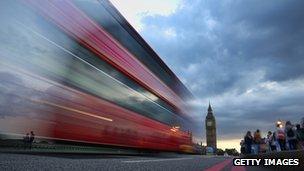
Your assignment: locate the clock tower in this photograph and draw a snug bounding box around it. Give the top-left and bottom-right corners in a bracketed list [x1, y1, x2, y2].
[205, 102, 217, 151]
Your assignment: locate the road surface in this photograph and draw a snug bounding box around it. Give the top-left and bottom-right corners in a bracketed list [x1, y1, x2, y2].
[0, 153, 273, 171]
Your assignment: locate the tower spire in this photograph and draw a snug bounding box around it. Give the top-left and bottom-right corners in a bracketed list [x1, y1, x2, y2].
[208, 101, 212, 112]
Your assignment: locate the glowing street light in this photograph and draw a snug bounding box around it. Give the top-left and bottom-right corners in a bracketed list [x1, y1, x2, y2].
[276, 120, 283, 128]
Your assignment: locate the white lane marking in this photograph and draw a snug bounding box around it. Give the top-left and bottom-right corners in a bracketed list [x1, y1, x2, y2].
[122, 157, 193, 163]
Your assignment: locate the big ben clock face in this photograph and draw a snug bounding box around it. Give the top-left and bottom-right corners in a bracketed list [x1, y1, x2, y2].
[207, 121, 213, 126]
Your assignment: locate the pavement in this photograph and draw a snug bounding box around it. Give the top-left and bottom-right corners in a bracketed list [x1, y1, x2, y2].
[0, 153, 274, 171]
[0, 139, 144, 155]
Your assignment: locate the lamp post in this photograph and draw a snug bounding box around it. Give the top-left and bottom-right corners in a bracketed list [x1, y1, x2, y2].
[276, 120, 283, 128]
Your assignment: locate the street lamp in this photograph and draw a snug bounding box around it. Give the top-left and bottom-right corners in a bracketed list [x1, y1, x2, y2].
[276, 120, 283, 128]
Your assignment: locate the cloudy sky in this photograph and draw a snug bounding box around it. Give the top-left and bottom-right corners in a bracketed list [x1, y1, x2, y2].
[110, 0, 304, 150]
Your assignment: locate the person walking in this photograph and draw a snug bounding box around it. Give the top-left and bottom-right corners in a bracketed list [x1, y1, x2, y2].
[253, 129, 262, 154]
[29, 131, 35, 149]
[266, 131, 275, 152]
[270, 132, 277, 151]
[276, 124, 286, 151]
[296, 124, 304, 149]
[23, 133, 30, 149]
[285, 121, 297, 150]
[244, 131, 253, 154]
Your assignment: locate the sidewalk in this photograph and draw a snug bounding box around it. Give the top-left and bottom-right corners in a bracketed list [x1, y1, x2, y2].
[0, 139, 140, 155]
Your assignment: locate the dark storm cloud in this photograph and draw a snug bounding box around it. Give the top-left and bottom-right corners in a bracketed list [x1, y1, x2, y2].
[138, 0, 304, 141]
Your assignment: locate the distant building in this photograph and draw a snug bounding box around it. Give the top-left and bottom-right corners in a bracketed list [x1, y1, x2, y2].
[205, 102, 217, 151]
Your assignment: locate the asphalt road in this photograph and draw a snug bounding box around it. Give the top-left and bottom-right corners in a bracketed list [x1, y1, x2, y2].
[0, 153, 273, 171]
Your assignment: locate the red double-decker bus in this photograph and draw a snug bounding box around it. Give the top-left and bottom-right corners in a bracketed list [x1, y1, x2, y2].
[0, 0, 198, 152]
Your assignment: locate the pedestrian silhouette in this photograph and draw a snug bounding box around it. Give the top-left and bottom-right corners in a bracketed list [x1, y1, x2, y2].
[29, 131, 35, 149]
[244, 131, 253, 154]
[296, 124, 304, 149]
[285, 121, 297, 150]
[23, 133, 30, 149]
[253, 129, 262, 154]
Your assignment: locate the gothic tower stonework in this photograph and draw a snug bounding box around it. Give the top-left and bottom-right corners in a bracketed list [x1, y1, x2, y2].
[205, 103, 217, 150]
